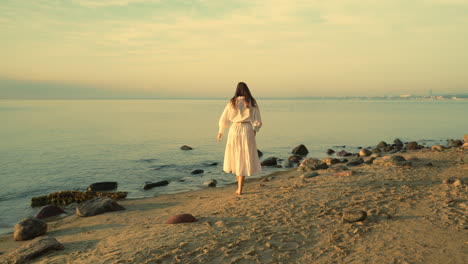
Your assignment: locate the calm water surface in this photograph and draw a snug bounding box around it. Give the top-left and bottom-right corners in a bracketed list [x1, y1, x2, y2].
[0, 99, 467, 234]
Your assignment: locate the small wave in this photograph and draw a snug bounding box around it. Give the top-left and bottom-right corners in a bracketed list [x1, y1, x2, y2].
[136, 158, 158, 163]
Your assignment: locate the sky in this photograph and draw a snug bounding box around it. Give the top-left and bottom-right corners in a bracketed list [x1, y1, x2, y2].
[1, 0, 467, 99]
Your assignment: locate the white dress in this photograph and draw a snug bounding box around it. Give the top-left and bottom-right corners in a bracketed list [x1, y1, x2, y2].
[218, 96, 262, 176]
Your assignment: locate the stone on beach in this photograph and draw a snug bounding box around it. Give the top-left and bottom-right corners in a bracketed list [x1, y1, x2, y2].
[292, 144, 309, 156]
[76, 197, 125, 217]
[165, 213, 198, 224]
[297, 158, 329, 172]
[447, 139, 462, 148]
[261, 157, 278, 166]
[326, 149, 335, 155]
[87, 182, 118, 192]
[394, 138, 403, 147]
[8, 236, 64, 264]
[390, 155, 411, 166]
[14, 217, 47, 241]
[288, 155, 302, 164]
[31, 191, 128, 207]
[34, 205, 65, 220]
[191, 169, 204, 174]
[144, 180, 170, 190]
[301, 172, 319, 178]
[206, 179, 217, 187]
[464, 134, 468, 143]
[359, 148, 372, 157]
[322, 158, 340, 166]
[336, 150, 352, 157]
[180, 145, 193, 150]
[334, 171, 356, 177]
[342, 210, 367, 223]
[407, 141, 419, 150]
[377, 141, 388, 148]
[431, 145, 445, 151]
[371, 148, 381, 153]
[346, 158, 364, 167]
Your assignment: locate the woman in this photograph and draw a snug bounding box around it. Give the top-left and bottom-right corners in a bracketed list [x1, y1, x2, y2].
[217, 82, 262, 195]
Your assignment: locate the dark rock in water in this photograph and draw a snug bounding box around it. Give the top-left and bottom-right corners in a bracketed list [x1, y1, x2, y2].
[261, 157, 278, 166]
[257, 149, 263, 157]
[76, 197, 125, 217]
[35, 205, 65, 220]
[165, 213, 197, 224]
[288, 155, 302, 164]
[297, 158, 329, 172]
[359, 148, 372, 157]
[336, 150, 352, 157]
[292, 144, 309, 156]
[207, 180, 217, 187]
[326, 149, 335, 155]
[87, 182, 118, 192]
[206, 162, 218, 166]
[447, 139, 462, 148]
[339, 158, 349, 163]
[407, 141, 419, 150]
[144, 180, 169, 190]
[8, 236, 64, 263]
[180, 145, 193, 150]
[357, 147, 362, 149]
[31, 191, 128, 207]
[14, 217, 47, 241]
[283, 160, 294, 168]
[322, 158, 340, 166]
[342, 210, 367, 223]
[191, 169, 204, 175]
[394, 138, 403, 147]
[377, 141, 388, 148]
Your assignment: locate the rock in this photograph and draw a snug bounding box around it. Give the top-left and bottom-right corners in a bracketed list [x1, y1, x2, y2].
[288, 155, 302, 164]
[370, 153, 381, 158]
[31, 191, 127, 207]
[334, 171, 355, 177]
[447, 139, 462, 148]
[336, 150, 352, 157]
[87, 182, 117, 192]
[207, 162, 218, 166]
[347, 158, 364, 167]
[425, 162, 433, 167]
[377, 141, 388, 148]
[297, 158, 329, 172]
[34, 205, 65, 220]
[462, 143, 468, 149]
[76, 197, 125, 217]
[431, 145, 445, 151]
[143, 180, 169, 190]
[180, 145, 193, 150]
[364, 157, 376, 165]
[342, 210, 367, 223]
[8, 236, 64, 263]
[13, 217, 47, 241]
[191, 169, 204, 174]
[371, 148, 381, 153]
[442, 179, 453, 184]
[283, 159, 293, 168]
[394, 138, 403, 147]
[165, 213, 197, 224]
[453, 179, 463, 187]
[301, 172, 319, 178]
[359, 148, 372, 157]
[326, 149, 335, 155]
[339, 158, 349, 163]
[390, 155, 411, 166]
[261, 157, 278, 166]
[257, 149, 263, 157]
[292, 144, 309, 156]
[207, 179, 217, 187]
[388, 148, 400, 154]
[390, 155, 406, 162]
[464, 134, 468, 143]
[383, 146, 394, 152]
[407, 141, 419, 150]
[322, 158, 340, 166]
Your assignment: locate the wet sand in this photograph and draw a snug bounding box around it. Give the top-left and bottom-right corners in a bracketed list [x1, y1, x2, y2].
[1, 148, 467, 263]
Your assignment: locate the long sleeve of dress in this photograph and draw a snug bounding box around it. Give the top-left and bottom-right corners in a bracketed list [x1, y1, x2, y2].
[218, 103, 231, 134]
[251, 106, 262, 132]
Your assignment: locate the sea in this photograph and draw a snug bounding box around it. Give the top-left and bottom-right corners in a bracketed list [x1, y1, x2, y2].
[1, 99, 467, 234]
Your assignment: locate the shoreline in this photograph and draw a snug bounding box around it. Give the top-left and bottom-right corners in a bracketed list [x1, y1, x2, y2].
[1, 143, 467, 263]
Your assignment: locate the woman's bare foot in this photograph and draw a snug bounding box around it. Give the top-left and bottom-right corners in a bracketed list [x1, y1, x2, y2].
[235, 190, 242, 195]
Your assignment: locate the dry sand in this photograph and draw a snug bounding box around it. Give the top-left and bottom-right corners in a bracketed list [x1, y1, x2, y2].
[1, 148, 467, 264]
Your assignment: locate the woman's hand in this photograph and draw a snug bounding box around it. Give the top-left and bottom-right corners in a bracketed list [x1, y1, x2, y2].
[217, 133, 222, 142]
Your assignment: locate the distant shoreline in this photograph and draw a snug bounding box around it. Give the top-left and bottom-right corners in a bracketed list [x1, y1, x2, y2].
[1, 97, 468, 101]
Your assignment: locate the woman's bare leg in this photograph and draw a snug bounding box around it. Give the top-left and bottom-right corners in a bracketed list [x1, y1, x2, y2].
[236, 176, 245, 195]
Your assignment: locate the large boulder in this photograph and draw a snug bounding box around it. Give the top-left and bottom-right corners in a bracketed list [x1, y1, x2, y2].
[143, 180, 169, 190]
[14, 217, 47, 241]
[261, 157, 278, 166]
[76, 197, 125, 217]
[297, 158, 329, 172]
[87, 182, 117, 192]
[377, 141, 388, 148]
[359, 148, 372, 157]
[8, 236, 64, 263]
[31, 191, 128, 207]
[292, 144, 309, 156]
[165, 213, 197, 224]
[407, 141, 419, 150]
[34, 205, 65, 220]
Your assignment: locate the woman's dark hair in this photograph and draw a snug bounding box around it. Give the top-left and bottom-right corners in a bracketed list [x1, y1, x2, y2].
[230, 82, 257, 109]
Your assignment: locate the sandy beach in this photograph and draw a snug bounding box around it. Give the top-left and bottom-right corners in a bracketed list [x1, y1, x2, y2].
[1, 147, 467, 264]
